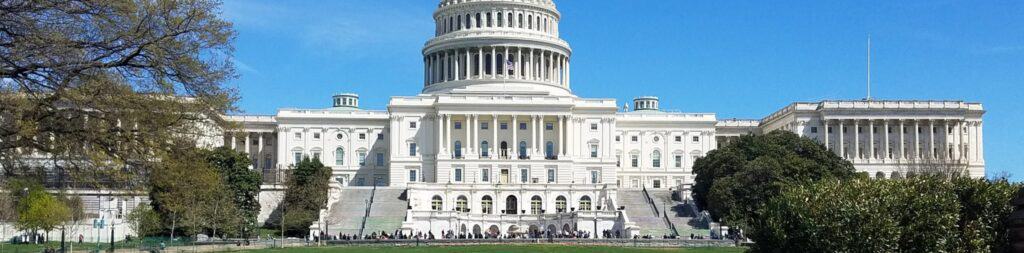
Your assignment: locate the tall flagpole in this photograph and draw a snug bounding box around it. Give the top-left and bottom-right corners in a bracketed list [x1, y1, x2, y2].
[867, 34, 872, 100]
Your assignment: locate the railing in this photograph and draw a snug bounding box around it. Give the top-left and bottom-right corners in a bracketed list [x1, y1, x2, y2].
[358, 185, 378, 237]
[641, 187, 660, 217]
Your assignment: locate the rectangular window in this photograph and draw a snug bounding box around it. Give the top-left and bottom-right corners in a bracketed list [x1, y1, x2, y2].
[675, 136, 682, 142]
[455, 168, 463, 182]
[481, 168, 490, 182]
[631, 155, 639, 167]
[675, 155, 682, 168]
[631, 136, 638, 142]
[313, 133, 321, 140]
[312, 152, 321, 162]
[653, 180, 661, 189]
[410, 122, 417, 128]
[409, 170, 418, 182]
[590, 145, 599, 158]
[293, 152, 302, 164]
[828, 126, 833, 133]
[455, 122, 463, 129]
[481, 122, 489, 130]
[545, 123, 553, 130]
[376, 153, 384, 165]
[359, 133, 366, 140]
[519, 122, 527, 130]
[615, 136, 621, 142]
[358, 152, 366, 165]
[810, 127, 818, 133]
[294, 132, 302, 139]
[520, 168, 529, 183]
[409, 143, 418, 156]
[858, 127, 863, 134]
[547, 169, 555, 183]
[377, 133, 384, 140]
[500, 123, 508, 130]
[692, 136, 700, 142]
[590, 123, 598, 130]
[590, 170, 599, 184]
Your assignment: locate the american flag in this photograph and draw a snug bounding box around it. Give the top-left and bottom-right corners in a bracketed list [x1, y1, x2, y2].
[506, 60, 515, 71]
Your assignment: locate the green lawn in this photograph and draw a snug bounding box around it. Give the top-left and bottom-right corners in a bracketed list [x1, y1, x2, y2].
[239, 245, 745, 253]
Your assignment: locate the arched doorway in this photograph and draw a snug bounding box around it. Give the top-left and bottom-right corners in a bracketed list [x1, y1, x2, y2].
[505, 195, 518, 214]
[487, 225, 500, 238]
[518, 141, 527, 159]
[473, 224, 482, 238]
[500, 141, 508, 158]
[546, 224, 558, 235]
[563, 224, 572, 234]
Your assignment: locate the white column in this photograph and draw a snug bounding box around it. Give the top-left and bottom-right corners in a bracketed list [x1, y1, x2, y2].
[884, 120, 890, 160]
[531, 115, 538, 156]
[854, 120, 860, 160]
[491, 47, 497, 79]
[528, 49, 534, 81]
[504, 47, 510, 79]
[566, 58, 571, 88]
[559, 116, 566, 156]
[929, 120, 935, 159]
[230, 132, 237, 150]
[824, 120, 830, 152]
[868, 120, 874, 160]
[478, 48, 483, 79]
[511, 115, 518, 158]
[957, 121, 964, 160]
[244, 132, 251, 154]
[437, 114, 444, 154]
[492, 115, 498, 158]
[539, 115, 546, 158]
[977, 122, 984, 162]
[446, 115, 453, 153]
[258, 133, 264, 156]
[838, 121, 845, 158]
[465, 48, 471, 80]
[899, 120, 905, 160]
[914, 121, 920, 159]
[453, 49, 460, 81]
[943, 121, 950, 160]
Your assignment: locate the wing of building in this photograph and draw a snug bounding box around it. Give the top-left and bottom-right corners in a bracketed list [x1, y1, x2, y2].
[214, 0, 986, 239]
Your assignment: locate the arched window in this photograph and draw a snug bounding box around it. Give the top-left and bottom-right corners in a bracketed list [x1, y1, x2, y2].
[875, 171, 885, 179]
[555, 196, 567, 213]
[456, 196, 469, 212]
[543, 18, 548, 32]
[431, 195, 443, 211]
[891, 171, 902, 179]
[507, 13, 513, 28]
[519, 141, 528, 159]
[579, 196, 592, 211]
[518, 14, 524, 28]
[449, 16, 454, 32]
[652, 150, 662, 168]
[527, 15, 533, 29]
[475, 13, 482, 28]
[505, 195, 518, 214]
[482, 195, 493, 214]
[481, 141, 490, 157]
[486, 12, 492, 27]
[485, 54, 493, 75]
[545, 141, 554, 159]
[454, 141, 463, 158]
[465, 14, 471, 28]
[531, 196, 543, 214]
[497, 12, 503, 27]
[496, 54, 504, 75]
[335, 147, 345, 166]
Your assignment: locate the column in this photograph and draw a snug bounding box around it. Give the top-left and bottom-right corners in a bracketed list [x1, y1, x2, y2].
[504, 47, 510, 79]
[230, 132, 236, 150]
[528, 49, 534, 81]
[453, 49, 460, 81]
[977, 122, 984, 162]
[465, 48, 471, 80]
[437, 114, 443, 153]
[440, 51, 446, 81]
[943, 121, 950, 160]
[899, 120, 905, 160]
[258, 133, 264, 156]
[531, 115, 538, 156]
[244, 132, 251, 154]
[914, 121, 920, 159]
[511, 115, 518, 158]
[868, 120, 874, 160]
[423, 57, 428, 86]
[492, 115, 498, 158]
[446, 115, 453, 153]
[824, 120, 830, 152]
[838, 121, 845, 158]
[478, 48, 483, 79]
[957, 121, 964, 160]
[884, 120, 890, 160]
[854, 120, 860, 159]
[560, 116, 566, 156]
[929, 120, 935, 159]
[540, 50, 546, 81]
[566, 58, 571, 88]
[491, 47, 497, 79]
[468, 115, 475, 155]
[539, 116, 546, 158]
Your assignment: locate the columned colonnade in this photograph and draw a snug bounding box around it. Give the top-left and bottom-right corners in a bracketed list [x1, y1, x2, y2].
[820, 118, 982, 163]
[436, 114, 573, 160]
[424, 46, 570, 88]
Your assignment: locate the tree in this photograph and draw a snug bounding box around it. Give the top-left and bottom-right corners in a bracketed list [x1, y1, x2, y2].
[950, 177, 1018, 252]
[271, 157, 330, 237]
[0, 0, 237, 188]
[0, 190, 15, 251]
[692, 131, 856, 228]
[16, 189, 72, 241]
[148, 147, 228, 239]
[205, 147, 261, 239]
[125, 203, 161, 238]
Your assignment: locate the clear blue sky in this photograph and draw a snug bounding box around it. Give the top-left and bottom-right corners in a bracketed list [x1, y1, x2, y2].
[221, 0, 1023, 180]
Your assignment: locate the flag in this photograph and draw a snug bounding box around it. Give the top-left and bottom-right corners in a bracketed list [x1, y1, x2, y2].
[506, 60, 515, 71]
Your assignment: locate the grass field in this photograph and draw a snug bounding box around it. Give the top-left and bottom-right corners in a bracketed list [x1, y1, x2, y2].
[239, 245, 746, 253]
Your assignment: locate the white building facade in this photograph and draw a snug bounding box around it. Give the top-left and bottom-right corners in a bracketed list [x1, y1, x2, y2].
[217, 0, 986, 239]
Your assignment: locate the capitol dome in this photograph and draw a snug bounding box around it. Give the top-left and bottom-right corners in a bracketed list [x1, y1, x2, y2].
[422, 0, 572, 96]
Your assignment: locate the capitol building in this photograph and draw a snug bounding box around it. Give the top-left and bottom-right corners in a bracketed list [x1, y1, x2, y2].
[214, 0, 986, 239]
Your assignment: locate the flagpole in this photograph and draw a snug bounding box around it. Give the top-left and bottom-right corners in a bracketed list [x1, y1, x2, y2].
[867, 34, 872, 101]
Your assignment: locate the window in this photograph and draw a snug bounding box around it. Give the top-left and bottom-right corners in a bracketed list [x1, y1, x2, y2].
[409, 143, 417, 156]
[482, 196, 493, 214]
[481, 141, 490, 157]
[675, 136, 682, 142]
[518, 141, 527, 159]
[454, 141, 463, 158]
[590, 144, 599, 158]
[294, 132, 302, 139]
[475, 13, 482, 28]
[692, 136, 700, 142]
[455, 121, 462, 129]
[545, 141, 554, 158]
[631, 154, 639, 167]
[555, 196, 567, 213]
[264, 155, 272, 169]
[313, 133, 321, 140]
[410, 122, 417, 128]
[454, 168, 463, 182]
[653, 136, 660, 142]
[590, 123, 598, 130]
[631, 136, 638, 142]
[590, 170, 599, 184]
[375, 152, 384, 165]
[652, 151, 661, 168]
[358, 151, 367, 165]
[481, 168, 490, 182]
[858, 127, 863, 134]
[336, 133, 344, 140]
[431, 196, 443, 211]
[545, 122, 553, 130]
[457, 196, 468, 212]
[531, 196, 542, 214]
[547, 169, 555, 183]
[359, 133, 366, 140]
[500, 123, 508, 130]
[335, 147, 345, 165]
[615, 136, 621, 142]
[674, 155, 682, 168]
[519, 122, 527, 130]
[811, 127, 818, 133]
[409, 170, 418, 182]
[481, 122, 488, 130]
[579, 196, 592, 211]
[616, 155, 621, 167]
[521, 168, 528, 183]
[653, 180, 661, 189]
[377, 133, 384, 140]
[828, 127, 833, 133]
[293, 152, 302, 164]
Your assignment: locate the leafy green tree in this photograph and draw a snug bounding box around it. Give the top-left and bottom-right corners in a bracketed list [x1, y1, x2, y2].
[16, 189, 71, 241]
[148, 148, 228, 239]
[205, 147, 261, 238]
[272, 157, 330, 236]
[950, 177, 1018, 252]
[692, 131, 856, 229]
[126, 203, 161, 238]
[0, 0, 237, 188]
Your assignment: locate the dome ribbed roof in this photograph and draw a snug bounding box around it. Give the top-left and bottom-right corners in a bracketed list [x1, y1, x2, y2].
[439, 0, 555, 8]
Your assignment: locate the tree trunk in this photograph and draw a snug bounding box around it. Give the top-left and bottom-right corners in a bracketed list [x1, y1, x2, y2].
[170, 217, 177, 240]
